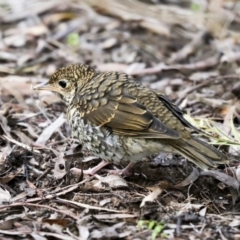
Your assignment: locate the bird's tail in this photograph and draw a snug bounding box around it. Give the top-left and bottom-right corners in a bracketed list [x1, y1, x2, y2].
[169, 138, 228, 170]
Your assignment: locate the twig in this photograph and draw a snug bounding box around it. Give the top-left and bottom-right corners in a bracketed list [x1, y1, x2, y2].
[0, 202, 78, 220]
[12, 177, 94, 203]
[3, 135, 40, 154]
[56, 197, 127, 213]
[129, 55, 220, 76]
[176, 74, 240, 104]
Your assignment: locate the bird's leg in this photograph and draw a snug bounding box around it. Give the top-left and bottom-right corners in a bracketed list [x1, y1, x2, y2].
[103, 162, 136, 176]
[71, 161, 136, 177]
[83, 160, 110, 175]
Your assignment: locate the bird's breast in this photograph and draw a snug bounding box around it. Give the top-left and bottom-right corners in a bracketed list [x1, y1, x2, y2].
[67, 109, 125, 163]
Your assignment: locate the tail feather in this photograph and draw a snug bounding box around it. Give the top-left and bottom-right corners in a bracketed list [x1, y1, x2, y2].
[169, 138, 228, 170]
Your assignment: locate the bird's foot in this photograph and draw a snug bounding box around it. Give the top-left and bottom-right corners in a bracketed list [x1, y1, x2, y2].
[103, 162, 136, 176]
[84, 160, 110, 175]
[71, 161, 136, 177]
[71, 160, 110, 177]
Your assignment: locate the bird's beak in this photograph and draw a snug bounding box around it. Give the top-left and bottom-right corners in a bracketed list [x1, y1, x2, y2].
[33, 81, 57, 91]
[33, 81, 50, 90]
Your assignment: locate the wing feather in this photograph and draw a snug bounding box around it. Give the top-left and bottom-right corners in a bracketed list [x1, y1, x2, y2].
[83, 94, 180, 139]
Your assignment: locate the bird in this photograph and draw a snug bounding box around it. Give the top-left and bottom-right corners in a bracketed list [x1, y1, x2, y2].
[34, 64, 228, 175]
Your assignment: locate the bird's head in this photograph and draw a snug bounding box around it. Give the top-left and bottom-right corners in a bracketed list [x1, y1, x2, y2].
[33, 64, 96, 104]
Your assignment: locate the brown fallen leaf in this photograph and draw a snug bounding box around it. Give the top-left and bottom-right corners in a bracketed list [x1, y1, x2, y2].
[14, 130, 33, 146]
[94, 174, 128, 189]
[1, 75, 42, 102]
[91, 222, 125, 239]
[42, 219, 69, 227]
[174, 168, 200, 188]
[0, 168, 22, 184]
[200, 170, 240, 190]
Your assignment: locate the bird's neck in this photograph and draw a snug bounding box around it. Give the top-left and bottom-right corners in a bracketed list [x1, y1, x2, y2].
[54, 92, 72, 106]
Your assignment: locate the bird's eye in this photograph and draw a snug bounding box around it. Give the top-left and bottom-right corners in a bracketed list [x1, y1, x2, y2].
[58, 80, 67, 88]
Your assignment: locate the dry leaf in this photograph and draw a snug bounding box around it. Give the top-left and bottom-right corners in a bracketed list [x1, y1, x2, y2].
[200, 170, 240, 190]
[35, 113, 65, 145]
[140, 187, 162, 207]
[94, 174, 128, 189]
[53, 152, 67, 179]
[0, 187, 11, 204]
[175, 168, 200, 188]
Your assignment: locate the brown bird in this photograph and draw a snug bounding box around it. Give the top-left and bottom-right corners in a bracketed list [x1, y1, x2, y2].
[34, 64, 228, 175]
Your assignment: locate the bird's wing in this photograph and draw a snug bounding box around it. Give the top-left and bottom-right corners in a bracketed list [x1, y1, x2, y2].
[81, 94, 180, 139]
[157, 94, 200, 132]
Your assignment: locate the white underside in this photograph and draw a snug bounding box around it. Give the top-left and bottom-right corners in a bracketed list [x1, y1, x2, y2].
[70, 117, 174, 163]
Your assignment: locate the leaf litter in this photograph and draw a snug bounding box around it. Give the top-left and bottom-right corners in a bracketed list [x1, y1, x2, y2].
[1, 0, 240, 239]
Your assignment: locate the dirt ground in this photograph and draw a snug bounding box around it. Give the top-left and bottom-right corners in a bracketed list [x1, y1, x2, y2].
[1, 0, 240, 239]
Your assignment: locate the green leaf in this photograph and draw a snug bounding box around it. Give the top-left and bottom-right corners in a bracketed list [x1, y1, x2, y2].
[67, 33, 79, 47]
[137, 220, 148, 229]
[148, 221, 156, 230]
[137, 220, 165, 240]
[152, 224, 165, 240]
[190, 3, 201, 12]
